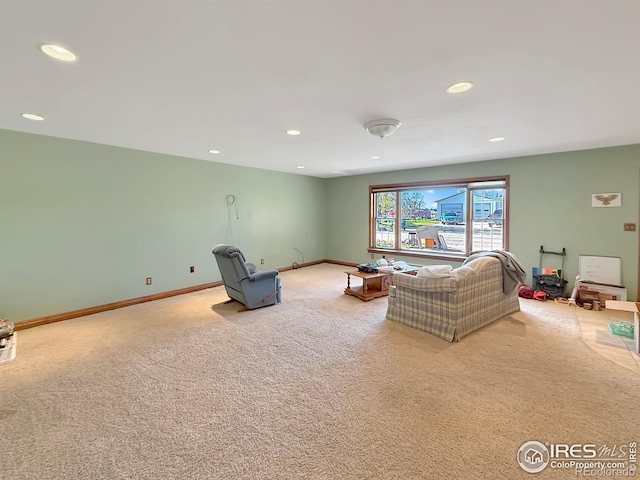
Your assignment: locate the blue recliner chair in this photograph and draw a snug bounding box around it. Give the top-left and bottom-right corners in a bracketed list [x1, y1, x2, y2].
[212, 244, 282, 310]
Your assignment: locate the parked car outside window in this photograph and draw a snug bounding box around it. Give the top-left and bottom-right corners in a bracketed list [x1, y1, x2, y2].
[487, 209, 503, 227]
[441, 211, 460, 225]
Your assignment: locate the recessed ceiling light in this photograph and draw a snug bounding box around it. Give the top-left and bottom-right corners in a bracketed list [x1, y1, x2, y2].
[489, 137, 505, 142]
[296, 165, 305, 169]
[446, 82, 473, 93]
[370, 155, 382, 160]
[39, 44, 77, 62]
[21, 113, 44, 121]
[286, 129, 301, 136]
[208, 149, 221, 154]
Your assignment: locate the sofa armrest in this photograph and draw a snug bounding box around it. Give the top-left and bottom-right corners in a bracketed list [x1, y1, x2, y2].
[248, 270, 279, 282]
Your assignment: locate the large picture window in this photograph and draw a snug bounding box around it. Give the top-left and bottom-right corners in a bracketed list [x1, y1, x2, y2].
[370, 176, 508, 258]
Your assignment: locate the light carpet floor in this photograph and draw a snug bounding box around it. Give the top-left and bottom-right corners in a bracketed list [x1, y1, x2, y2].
[2, 263, 639, 480]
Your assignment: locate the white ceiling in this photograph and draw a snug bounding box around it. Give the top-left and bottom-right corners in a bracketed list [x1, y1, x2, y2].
[1, 0, 639, 178]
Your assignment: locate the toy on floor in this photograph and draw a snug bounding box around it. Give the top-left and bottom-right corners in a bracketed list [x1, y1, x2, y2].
[608, 321, 634, 339]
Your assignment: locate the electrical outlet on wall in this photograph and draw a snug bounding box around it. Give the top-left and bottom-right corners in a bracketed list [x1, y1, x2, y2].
[190, 266, 195, 273]
[146, 277, 152, 285]
[260, 258, 264, 264]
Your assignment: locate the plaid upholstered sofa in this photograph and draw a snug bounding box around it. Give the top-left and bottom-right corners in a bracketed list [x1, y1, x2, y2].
[385, 256, 521, 342]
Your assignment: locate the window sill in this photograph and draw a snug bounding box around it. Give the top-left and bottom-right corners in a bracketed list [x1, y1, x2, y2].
[368, 248, 466, 263]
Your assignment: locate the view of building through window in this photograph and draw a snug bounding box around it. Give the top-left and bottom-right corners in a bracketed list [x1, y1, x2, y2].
[370, 178, 507, 257]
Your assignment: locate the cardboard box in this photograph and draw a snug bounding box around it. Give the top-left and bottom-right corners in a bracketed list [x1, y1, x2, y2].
[576, 289, 600, 307]
[577, 281, 627, 302]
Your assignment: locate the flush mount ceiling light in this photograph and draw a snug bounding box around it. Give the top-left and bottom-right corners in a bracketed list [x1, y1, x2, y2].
[446, 82, 473, 93]
[489, 136, 505, 142]
[208, 149, 221, 154]
[296, 165, 305, 169]
[286, 129, 301, 136]
[39, 44, 77, 62]
[369, 155, 382, 160]
[363, 119, 401, 139]
[21, 113, 44, 121]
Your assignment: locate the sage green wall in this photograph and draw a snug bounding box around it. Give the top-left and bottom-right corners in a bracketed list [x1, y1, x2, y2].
[2, 129, 637, 323]
[0, 130, 326, 322]
[325, 145, 640, 300]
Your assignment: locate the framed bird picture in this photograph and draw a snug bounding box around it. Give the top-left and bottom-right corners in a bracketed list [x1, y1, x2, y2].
[592, 193, 621, 207]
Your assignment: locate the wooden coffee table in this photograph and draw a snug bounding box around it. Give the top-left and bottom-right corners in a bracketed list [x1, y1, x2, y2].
[344, 269, 392, 301]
